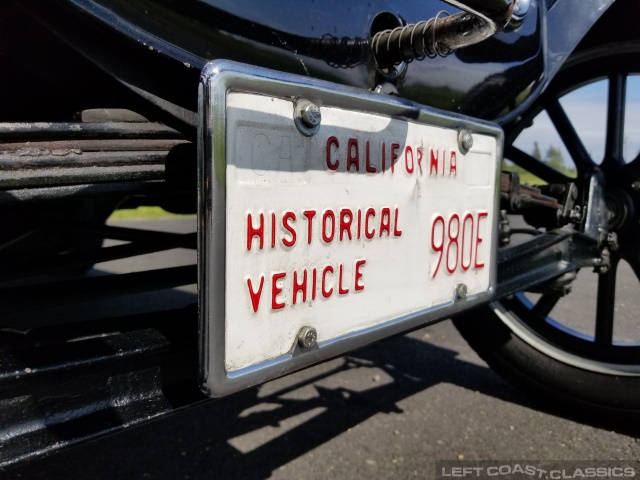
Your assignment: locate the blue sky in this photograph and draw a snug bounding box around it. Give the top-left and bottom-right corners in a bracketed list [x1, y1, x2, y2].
[514, 76, 640, 168]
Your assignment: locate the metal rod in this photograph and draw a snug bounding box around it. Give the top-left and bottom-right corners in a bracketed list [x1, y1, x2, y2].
[0, 151, 170, 169]
[0, 122, 183, 140]
[0, 138, 189, 153]
[595, 260, 618, 344]
[0, 181, 183, 205]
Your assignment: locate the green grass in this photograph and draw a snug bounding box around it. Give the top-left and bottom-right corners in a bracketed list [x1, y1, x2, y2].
[108, 206, 195, 221]
[502, 165, 546, 186]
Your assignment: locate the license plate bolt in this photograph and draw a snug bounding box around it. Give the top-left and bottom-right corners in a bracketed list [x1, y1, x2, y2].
[455, 283, 468, 299]
[294, 99, 321, 136]
[458, 130, 473, 154]
[297, 326, 318, 348]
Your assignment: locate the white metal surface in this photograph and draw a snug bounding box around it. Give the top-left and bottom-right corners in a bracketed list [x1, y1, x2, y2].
[225, 93, 496, 371]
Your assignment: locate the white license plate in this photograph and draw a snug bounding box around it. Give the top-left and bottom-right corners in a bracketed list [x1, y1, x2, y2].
[199, 61, 502, 397]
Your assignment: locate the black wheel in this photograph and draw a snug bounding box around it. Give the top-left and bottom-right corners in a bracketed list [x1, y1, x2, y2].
[454, 42, 640, 417]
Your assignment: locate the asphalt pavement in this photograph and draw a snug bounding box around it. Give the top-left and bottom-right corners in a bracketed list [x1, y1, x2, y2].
[6, 218, 640, 480]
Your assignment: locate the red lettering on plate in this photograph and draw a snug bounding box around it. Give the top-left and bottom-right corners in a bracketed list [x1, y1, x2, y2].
[354, 259, 366, 291]
[379, 207, 391, 237]
[326, 136, 339, 170]
[270, 212, 276, 248]
[246, 275, 264, 313]
[303, 209, 316, 244]
[365, 141, 376, 173]
[271, 271, 286, 310]
[347, 138, 359, 172]
[338, 264, 349, 295]
[246, 212, 264, 251]
[431, 211, 487, 278]
[446, 213, 460, 274]
[322, 209, 335, 243]
[461, 213, 474, 271]
[322, 265, 334, 298]
[417, 147, 423, 173]
[430, 149, 438, 175]
[312, 267, 318, 300]
[393, 207, 403, 237]
[282, 211, 297, 247]
[293, 270, 307, 305]
[381, 142, 386, 172]
[391, 143, 399, 173]
[475, 211, 488, 269]
[356, 208, 362, 239]
[339, 208, 353, 241]
[247, 261, 369, 312]
[450, 151, 457, 176]
[431, 215, 445, 278]
[365, 207, 376, 239]
[405, 146, 414, 173]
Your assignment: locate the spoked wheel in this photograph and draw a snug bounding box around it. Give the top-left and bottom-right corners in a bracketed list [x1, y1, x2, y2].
[454, 43, 640, 416]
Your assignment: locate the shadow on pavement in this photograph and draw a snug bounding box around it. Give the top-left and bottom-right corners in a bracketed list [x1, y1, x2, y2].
[8, 321, 639, 480]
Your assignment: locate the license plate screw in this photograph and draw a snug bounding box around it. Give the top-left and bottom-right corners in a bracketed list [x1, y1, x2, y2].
[297, 326, 318, 348]
[458, 130, 473, 154]
[455, 283, 468, 299]
[294, 99, 321, 136]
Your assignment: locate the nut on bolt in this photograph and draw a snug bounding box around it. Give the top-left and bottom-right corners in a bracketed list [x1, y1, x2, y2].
[458, 130, 473, 154]
[455, 283, 468, 299]
[297, 326, 317, 349]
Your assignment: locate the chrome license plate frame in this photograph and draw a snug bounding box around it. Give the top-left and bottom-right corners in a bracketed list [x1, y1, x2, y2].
[199, 60, 503, 397]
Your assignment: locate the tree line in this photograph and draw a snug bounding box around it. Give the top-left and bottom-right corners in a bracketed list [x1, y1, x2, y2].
[505, 141, 576, 184]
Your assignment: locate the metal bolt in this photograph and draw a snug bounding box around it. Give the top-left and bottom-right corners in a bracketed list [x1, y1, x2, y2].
[374, 82, 399, 96]
[297, 326, 317, 349]
[458, 130, 473, 154]
[455, 283, 468, 300]
[631, 180, 640, 190]
[294, 100, 322, 136]
[300, 103, 321, 128]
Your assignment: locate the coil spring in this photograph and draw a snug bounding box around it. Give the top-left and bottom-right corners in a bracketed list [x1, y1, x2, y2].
[371, 11, 452, 68]
[309, 34, 368, 69]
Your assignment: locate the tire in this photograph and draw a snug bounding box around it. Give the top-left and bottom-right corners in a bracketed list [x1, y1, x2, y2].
[454, 42, 640, 418]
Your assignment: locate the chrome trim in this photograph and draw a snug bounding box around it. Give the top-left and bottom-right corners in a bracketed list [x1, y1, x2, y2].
[492, 300, 640, 376]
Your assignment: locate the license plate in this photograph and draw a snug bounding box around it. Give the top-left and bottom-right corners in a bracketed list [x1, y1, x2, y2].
[199, 61, 502, 397]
